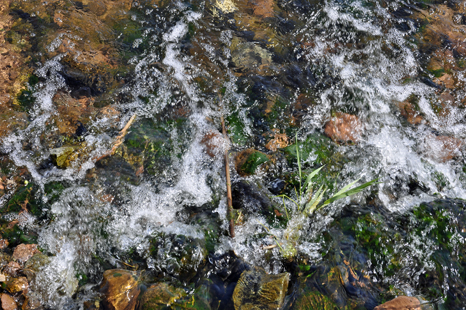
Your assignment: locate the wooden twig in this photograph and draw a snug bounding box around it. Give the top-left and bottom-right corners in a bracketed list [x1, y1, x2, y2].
[221, 116, 235, 238]
[94, 114, 137, 162]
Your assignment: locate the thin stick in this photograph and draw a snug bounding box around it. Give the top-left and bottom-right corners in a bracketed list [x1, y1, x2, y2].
[221, 116, 235, 238]
[94, 114, 137, 162]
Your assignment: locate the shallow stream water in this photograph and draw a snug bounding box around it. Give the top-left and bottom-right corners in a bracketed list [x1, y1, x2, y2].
[1, 0, 466, 309]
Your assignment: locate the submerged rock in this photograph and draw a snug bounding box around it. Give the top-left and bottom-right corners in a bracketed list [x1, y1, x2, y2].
[265, 132, 289, 152]
[233, 267, 289, 310]
[149, 234, 208, 283]
[0, 293, 17, 310]
[50, 146, 79, 168]
[137, 283, 187, 310]
[5, 276, 28, 294]
[230, 37, 275, 76]
[12, 244, 39, 265]
[234, 149, 270, 176]
[4, 261, 21, 277]
[421, 134, 463, 162]
[232, 180, 274, 215]
[201, 130, 224, 158]
[397, 101, 423, 125]
[23, 253, 52, 281]
[324, 112, 363, 143]
[99, 269, 140, 310]
[374, 296, 421, 310]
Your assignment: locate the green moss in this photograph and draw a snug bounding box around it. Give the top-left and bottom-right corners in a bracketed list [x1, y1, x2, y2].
[17, 90, 35, 111]
[2, 223, 37, 246]
[76, 272, 89, 286]
[240, 151, 269, 175]
[429, 68, 445, 78]
[283, 133, 336, 167]
[226, 113, 248, 145]
[264, 96, 291, 131]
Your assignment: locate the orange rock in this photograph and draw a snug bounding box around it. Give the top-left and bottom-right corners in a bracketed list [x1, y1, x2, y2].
[423, 134, 463, 162]
[374, 296, 421, 310]
[99, 106, 121, 120]
[201, 131, 223, 158]
[324, 112, 363, 143]
[265, 132, 288, 151]
[397, 101, 423, 125]
[100, 269, 140, 310]
[12, 244, 39, 264]
[251, 0, 275, 17]
[434, 73, 455, 89]
[5, 277, 28, 294]
[0, 293, 17, 310]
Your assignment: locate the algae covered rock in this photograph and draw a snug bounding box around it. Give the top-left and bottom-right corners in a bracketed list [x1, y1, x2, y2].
[149, 234, 208, 283]
[233, 267, 289, 310]
[50, 146, 79, 168]
[137, 283, 186, 310]
[99, 269, 140, 310]
[286, 290, 340, 309]
[235, 149, 270, 176]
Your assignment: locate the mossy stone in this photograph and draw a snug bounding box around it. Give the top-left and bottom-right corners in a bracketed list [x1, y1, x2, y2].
[233, 267, 289, 310]
[137, 283, 187, 310]
[235, 149, 270, 176]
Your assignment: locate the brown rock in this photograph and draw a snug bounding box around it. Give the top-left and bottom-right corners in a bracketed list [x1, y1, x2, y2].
[98, 106, 121, 121]
[397, 101, 423, 125]
[0, 239, 9, 249]
[88, 0, 107, 16]
[52, 92, 95, 135]
[251, 0, 275, 17]
[100, 269, 140, 310]
[201, 131, 223, 158]
[434, 73, 455, 89]
[12, 244, 39, 264]
[374, 296, 421, 310]
[234, 148, 270, 176]
[4, 261, 21, 277]
[0, 293, 17, 310]
[422, 134, 463, 162]
[5, 277, 28, 294]
[265, 132, 288, 151]
[324, 112, 363, 143]
[291, 94, 314, 126]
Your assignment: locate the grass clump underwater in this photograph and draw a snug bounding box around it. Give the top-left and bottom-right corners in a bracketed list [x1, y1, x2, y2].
[263, 134, 379, 261]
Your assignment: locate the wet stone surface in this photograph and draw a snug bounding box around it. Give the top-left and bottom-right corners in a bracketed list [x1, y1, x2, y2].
[0, 0, 466, 309]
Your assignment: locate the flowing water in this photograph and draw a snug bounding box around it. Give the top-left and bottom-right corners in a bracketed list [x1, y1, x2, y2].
[0, 0, 466, 308]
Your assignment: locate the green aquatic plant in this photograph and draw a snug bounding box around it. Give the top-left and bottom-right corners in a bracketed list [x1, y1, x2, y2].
[283, 133, 379, 216]
[265, 133, 379, 260]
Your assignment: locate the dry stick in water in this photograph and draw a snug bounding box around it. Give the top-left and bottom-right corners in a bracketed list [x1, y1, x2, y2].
[221, 116, 235, 238]
[94, 114, 137, 162]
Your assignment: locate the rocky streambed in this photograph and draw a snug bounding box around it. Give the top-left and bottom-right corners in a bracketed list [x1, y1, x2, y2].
[0, 0, 465, 309]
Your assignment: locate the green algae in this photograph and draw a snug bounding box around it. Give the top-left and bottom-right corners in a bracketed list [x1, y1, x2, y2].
[226, 113, 248, 145]
[240, 151, 269, 175]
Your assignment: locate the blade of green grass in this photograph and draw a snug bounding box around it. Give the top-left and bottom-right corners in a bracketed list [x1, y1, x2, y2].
[319, 178, 379, 209]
